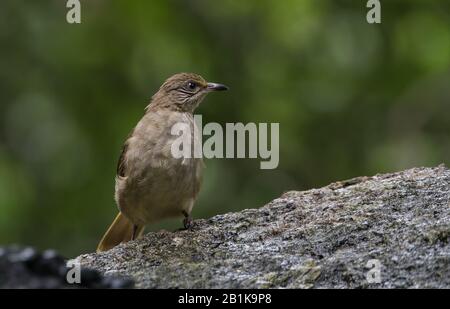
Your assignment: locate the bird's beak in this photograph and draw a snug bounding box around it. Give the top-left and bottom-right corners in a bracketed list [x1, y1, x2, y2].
[206, 82, 229, 92]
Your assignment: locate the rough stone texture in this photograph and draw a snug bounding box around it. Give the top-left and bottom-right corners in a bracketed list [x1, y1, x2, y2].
[75, 165, 450, 288]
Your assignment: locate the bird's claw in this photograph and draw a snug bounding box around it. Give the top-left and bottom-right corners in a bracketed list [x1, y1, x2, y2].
[182, 211, 194, 230]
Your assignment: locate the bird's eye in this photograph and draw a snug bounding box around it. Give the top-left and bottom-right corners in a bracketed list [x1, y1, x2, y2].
[187, 82, 197, 90]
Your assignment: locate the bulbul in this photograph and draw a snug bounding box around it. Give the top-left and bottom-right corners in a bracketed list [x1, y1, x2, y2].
[97, 73, 228, 252]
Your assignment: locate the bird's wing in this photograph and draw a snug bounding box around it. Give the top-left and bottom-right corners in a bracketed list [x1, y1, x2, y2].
[116, 130, 135, 177]
[116, 141, 128, 177]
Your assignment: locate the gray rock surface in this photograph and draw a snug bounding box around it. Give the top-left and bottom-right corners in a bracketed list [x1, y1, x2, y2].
[75, 165, 450, 288]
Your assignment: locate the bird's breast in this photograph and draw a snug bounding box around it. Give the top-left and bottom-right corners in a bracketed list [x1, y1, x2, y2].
[116, 111, 204, 225]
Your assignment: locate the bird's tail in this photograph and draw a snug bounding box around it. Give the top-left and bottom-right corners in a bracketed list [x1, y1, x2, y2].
[97, 212, 144, 252]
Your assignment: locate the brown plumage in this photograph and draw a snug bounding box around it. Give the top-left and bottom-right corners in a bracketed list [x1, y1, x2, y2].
[97, 73, 228, 252]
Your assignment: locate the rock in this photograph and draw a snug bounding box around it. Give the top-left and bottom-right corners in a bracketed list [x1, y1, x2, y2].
[0, 246, 134, 289]
[74, 165, 450, 288]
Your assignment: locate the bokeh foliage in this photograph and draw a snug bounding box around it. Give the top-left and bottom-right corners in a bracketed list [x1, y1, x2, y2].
[0, 0, 449, 256]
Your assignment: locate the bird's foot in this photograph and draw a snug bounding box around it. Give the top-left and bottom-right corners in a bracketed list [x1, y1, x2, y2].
[182, 211, 194, 230]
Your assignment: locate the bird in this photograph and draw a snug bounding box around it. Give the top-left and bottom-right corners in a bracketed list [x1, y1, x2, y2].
[97, 73, 228, 252]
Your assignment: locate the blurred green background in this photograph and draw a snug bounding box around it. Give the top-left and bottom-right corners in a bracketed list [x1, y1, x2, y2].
[0, 0, 449, 257]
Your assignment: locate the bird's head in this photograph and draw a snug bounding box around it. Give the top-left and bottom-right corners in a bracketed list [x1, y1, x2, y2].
[150, 73, 228, 112]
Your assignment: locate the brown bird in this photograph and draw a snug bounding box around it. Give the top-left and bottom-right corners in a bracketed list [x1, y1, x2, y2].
[97, 73, 228, 252]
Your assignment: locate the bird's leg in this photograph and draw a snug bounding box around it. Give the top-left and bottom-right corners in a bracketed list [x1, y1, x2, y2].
[182, 210, 194, 230]
[131, 225, 138, 240]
